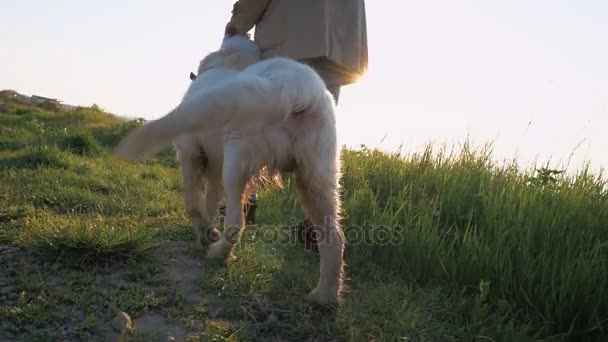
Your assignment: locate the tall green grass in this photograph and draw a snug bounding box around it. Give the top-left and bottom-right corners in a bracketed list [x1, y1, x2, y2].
[339, 144, 607, 338]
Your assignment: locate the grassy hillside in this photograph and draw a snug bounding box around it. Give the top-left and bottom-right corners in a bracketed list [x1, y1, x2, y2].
[1, 94, 607, 341]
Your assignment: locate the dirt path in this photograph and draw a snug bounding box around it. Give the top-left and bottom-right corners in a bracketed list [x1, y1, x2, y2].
[1, 239, 238, 342]
[161, 242, 206, 305]
[102, 242, 207, 342]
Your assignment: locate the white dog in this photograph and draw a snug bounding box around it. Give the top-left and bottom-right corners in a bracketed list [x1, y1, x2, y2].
[114, 36, 345, 305]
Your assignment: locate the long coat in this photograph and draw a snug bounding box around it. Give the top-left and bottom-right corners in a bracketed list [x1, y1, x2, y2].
[228, 0, 368, 85]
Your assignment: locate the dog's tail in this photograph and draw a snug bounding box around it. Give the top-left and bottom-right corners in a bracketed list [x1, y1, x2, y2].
[114, 73, 323, 161]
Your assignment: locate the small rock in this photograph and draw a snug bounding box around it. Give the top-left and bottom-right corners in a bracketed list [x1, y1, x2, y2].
[112, 311, 132, 334]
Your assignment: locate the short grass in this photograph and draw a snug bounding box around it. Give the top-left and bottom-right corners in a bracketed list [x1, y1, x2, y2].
[0, 94, 607, 341]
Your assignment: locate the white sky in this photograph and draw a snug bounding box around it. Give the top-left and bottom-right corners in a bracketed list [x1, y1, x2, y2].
[1, 0, 607, 173]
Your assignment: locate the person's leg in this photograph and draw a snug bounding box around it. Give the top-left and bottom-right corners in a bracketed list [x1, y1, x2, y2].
[298, 57, 343, 106]
[245, 190, 257, 225]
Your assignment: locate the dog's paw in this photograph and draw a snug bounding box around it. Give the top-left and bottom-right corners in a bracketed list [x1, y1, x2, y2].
[307, 287, 339, 306]
[205, 240, 235, 263]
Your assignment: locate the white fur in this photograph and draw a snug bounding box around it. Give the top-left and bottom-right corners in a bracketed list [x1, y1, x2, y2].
[219, 34, 261, 66]
[114, 46, 345, 305]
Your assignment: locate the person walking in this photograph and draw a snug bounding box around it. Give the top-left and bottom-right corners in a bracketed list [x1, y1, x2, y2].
[224, 0, 368, 105]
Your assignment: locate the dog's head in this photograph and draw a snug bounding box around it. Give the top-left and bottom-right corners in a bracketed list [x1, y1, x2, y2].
[190, 34, 260, 81]
[189, 50, 241, 81]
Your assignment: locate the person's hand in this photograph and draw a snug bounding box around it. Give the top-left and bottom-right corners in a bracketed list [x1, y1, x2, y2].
[225, 22, 251, 38]
[225, 22, 240, 36]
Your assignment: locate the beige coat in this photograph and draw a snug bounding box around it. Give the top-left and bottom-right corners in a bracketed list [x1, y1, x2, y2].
[229, 0, 368, 85]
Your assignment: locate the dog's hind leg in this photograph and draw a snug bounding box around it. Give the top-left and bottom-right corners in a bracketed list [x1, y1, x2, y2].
[203, 164, 222, 243]
[180, 154, 220, 249]
[295, 168, 345, 305]
[206, 138, 251, 262]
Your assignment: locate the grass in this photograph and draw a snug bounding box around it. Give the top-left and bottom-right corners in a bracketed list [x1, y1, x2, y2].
[0, 94, 607, 341]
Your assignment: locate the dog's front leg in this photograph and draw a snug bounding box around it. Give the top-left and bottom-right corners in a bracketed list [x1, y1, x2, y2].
[203, 165, 222, 244]
[206, 138, 250, 262]
[180, 154, 219, 249]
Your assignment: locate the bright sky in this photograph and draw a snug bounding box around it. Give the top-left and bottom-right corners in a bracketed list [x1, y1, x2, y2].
[1, 0, 607, 174]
